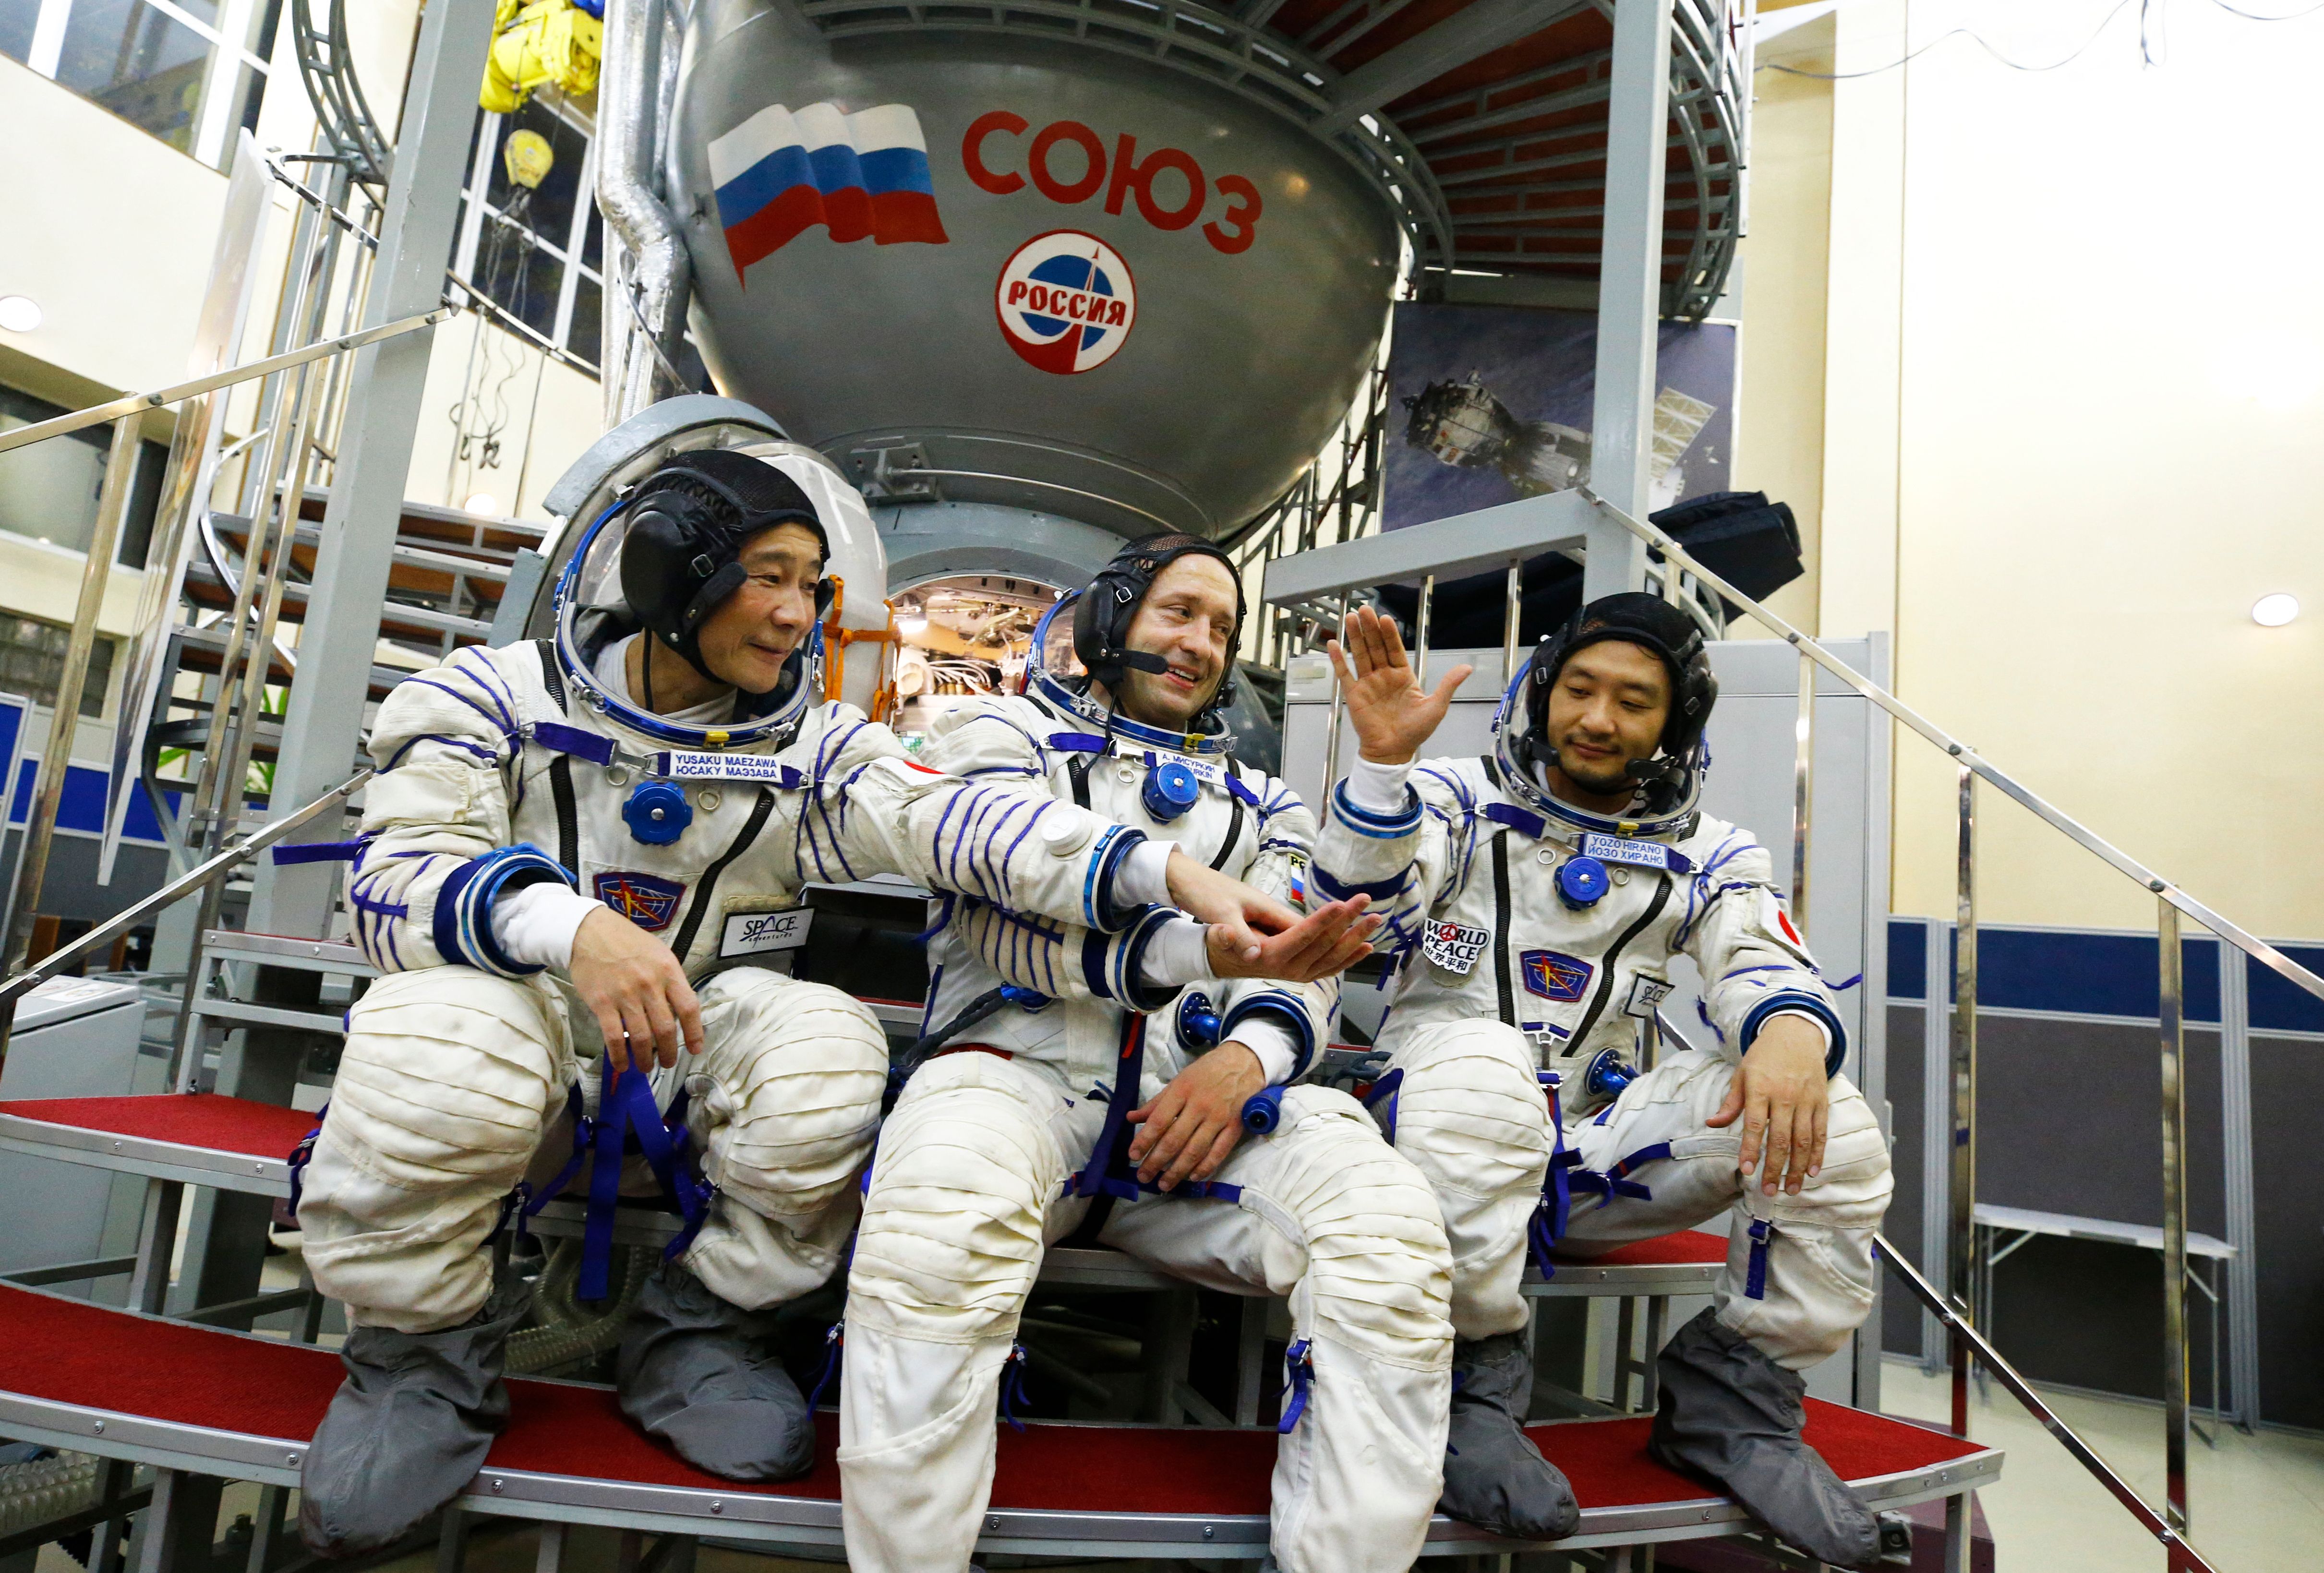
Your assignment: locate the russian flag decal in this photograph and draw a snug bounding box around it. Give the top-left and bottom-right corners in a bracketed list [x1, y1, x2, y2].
[708, 101, 948, 276]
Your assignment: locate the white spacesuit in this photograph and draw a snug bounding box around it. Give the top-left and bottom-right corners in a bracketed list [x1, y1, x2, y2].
[838, 539, 1453, 1573]
[293, 446, 1239, 1557]
[1313, 593, 1894, 1568]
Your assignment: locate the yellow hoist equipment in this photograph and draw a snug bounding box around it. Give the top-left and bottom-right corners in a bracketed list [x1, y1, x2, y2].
[480, 0, 602, 114]
[503, 128, 554, 189]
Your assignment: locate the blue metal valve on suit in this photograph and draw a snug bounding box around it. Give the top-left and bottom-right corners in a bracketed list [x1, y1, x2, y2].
[1583, 1047, 1638, 1103]
[1240, 1084, 1285, 1133]
[1142, 758, 1201, 823]
[999, 985, 1051, 1012]
[1177, 991, 1221, 1050]
[622, 780, 693, 846]
[1554, 854, 1611, 910]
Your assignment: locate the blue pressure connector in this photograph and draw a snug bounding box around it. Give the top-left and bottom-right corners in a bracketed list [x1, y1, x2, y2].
[1142, 758, 1201, 823]
[1583, 1047, 1639, 1103]
[1554, 854, 1611, 910]
[622, 780, 693, 846]
[1177, 991, 1222, 1050]
[999, 985, 1051, 1012]
[1240, 1084, 1286, 1133]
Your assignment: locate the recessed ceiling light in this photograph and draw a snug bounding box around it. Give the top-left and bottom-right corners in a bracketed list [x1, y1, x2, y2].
[0, 296, 41, 334]
[463, 492, 500, 516]
[2252, 593, 2300, 627]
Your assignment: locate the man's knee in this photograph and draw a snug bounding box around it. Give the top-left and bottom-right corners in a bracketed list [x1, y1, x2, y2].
[1264, 1091, 1454, 1369]
[691, 975, 888, 1218]
[1757, 1075, 1892, 1231]
[1389, 1022, 1549, 1198]
[848, 1056, 1062, 1342]
[324, 967, 571, 1189]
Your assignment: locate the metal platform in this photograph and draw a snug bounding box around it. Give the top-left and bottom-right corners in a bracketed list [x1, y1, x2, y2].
[0, 1282, 2001, 1561]
[0, 1094, 1727, 1299]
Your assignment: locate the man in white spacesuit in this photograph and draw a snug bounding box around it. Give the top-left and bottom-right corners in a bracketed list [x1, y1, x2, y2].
[291, 451, 1371, 1557]
[835, 535, 1453, 1573]
[1314, 595, 1895, 1569]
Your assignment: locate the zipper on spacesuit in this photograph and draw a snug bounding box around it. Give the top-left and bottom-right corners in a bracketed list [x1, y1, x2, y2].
[668, 787, 779, 956]
[1567, 873, 1675, 1047]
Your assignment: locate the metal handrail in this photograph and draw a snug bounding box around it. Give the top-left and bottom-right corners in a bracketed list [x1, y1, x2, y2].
[1582, 485, 2324, 1007]
[0, 771, 370, 1046]
[0, 311, 453, 457]
[1878, 1234, 2221, 1573]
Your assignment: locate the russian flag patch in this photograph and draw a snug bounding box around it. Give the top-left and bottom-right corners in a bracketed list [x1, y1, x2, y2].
[708, 101, 949, 277]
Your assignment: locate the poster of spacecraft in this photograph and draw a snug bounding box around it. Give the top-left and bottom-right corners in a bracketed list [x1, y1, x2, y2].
[1382, 302, 1736, 530]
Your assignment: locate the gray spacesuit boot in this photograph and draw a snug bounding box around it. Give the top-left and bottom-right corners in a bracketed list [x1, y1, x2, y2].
[615, 1262, 813, 1480]
[1436, 1332, 1582, 1541]
[298, 1273, 530, 1557]
[1648, 1309, 1882, 1570]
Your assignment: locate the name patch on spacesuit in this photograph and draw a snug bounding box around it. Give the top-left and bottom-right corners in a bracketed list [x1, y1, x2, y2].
[720, 908, 815, 958]
[1520, 949, 1593, 1001]
[1421, 920, 1492, 975]
[595, 873, 686, 931]
[654, 751, 805, 786]
[1579, 832, 1692, 874]
[1624, 974, 1675, 1019]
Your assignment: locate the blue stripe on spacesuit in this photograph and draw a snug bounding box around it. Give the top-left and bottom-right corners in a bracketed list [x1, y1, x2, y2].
[383, 732, 503, 771]
[1329, 780, 1420, 838]
[1311, 865, 1406, 903]
[450, 647, 521, 738]
[411, 675, 518, 746]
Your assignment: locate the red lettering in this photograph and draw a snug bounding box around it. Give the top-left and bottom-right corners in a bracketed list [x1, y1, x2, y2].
[1028, 120, 1105, 204]
[1109, 300, 1126, 325]
[1132, 147, 1204, 230]
[1103, 133, 1140, 215]
[1203, 173, 1262, 255]
[1006, 280, 1028, 306]
[963, 110, 1027, 194]
[1029, 285, 1049, 312]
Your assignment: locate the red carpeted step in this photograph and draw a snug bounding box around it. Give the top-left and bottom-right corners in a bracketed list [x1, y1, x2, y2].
[1550, 1229, 1730, 1268]
[0, 1285, 1987, 1518]
[0, 1095, 316, 1159]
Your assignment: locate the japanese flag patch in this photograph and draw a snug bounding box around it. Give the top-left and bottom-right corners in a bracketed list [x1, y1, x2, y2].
[1421, 920, 1491, 975]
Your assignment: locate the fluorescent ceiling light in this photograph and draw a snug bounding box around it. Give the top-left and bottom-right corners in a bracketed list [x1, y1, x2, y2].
[0, 296, 41, 333]
[2252, 593, 2300, 627]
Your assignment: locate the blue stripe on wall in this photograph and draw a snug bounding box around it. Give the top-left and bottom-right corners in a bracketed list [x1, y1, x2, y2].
[8, 758, 177, 845]
[1887, 917, 2324, 1034]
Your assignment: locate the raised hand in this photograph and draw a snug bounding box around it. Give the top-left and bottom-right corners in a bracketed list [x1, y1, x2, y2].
[1327, 604, 1473, 765]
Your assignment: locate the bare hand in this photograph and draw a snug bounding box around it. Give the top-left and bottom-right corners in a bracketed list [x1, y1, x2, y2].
[1166, 849, 1303, 962]
[1128, 1042, 1266, 1190]
[1327, 604, 1473, 765]
[569, 906, 704, 1073]
[1205, 897, 1378, 982]
[1707, 1017, 1830, 1196]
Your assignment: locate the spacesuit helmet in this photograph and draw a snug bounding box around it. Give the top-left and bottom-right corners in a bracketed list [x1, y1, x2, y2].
[1496, 591, 1718, 834]
[553, 446, 854, 748]
[1024, 533, 1244, 752]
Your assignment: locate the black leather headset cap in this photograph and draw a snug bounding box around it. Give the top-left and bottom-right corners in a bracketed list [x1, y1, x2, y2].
[1070, 532, 1246, 718]
[618, 449, 831, 681]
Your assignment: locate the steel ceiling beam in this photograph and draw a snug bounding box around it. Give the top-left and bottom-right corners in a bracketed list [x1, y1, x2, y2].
[1313, 0, 1594, 134]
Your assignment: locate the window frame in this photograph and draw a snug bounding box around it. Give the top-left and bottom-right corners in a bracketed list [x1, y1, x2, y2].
[19, 0, 277, 168]
[452, 99, 603, 375]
